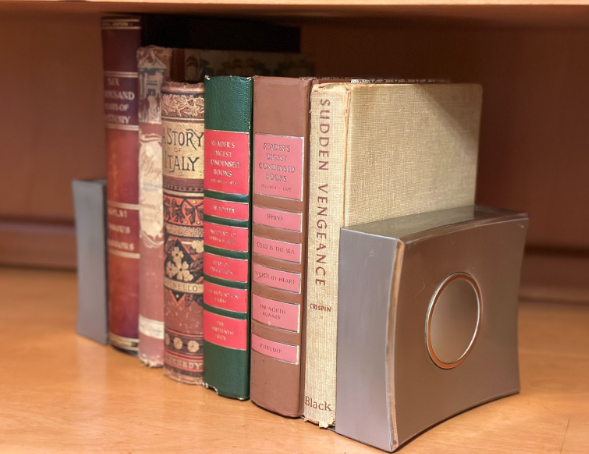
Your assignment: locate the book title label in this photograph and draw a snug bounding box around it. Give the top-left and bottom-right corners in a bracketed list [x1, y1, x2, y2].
[104, 73, 138, 128]
[251, 334, 299, 364]
[203, 311, 247, 350]
[253, 235, 301, 264]
[162, 122, 204, 180]
[253, 206, 302, 232]
[204, 130, 250, 195]
[204, 281, 248, 313]
[204, 222, 249, 253]
[204, 199, 249, 222]
[253, 134, 304, 201]
[204, 253, 249, 283]
[252, 294, 300, 332]
[252, 263, 301, 293]
[107, 200, 140, 259]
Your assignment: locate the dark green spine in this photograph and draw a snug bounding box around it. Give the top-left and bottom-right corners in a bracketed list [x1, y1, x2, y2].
[203, 76, 253, 399]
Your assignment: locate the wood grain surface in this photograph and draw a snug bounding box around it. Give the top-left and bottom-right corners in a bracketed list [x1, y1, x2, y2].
[3, 1, 589, 27]
[0, 267, 588, 453]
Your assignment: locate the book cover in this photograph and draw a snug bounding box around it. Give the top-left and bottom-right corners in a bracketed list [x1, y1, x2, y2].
[137, 47, 173, 367]
[249, 77, 315, 417]
[161, 82, 206, 384]
[137, 48, 314, 368]
[101, 16, 142, 354]
[304, 82, 483, 427]
[202, 76, 253, 400]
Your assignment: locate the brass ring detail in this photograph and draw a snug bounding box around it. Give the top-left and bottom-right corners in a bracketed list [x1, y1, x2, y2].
[426, 272, 482, 370]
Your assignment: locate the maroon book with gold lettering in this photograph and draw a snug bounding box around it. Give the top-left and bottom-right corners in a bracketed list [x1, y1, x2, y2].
[102, 16, 142, 354]
[161, 82, 205, 384]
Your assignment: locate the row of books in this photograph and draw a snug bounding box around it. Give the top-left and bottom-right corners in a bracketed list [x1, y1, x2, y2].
[93, 15, 483, 429]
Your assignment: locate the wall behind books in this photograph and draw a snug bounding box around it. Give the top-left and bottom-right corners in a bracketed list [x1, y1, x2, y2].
[0, 12, 105, 267]
[0, 11, 587, 299]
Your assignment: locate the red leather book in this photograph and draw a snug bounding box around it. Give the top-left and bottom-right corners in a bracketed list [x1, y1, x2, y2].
[161, 82, 205, 384]
[102, 17, 142, 354]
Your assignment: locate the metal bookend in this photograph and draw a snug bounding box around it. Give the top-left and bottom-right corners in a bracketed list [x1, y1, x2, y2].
[335, 205, 528, 451]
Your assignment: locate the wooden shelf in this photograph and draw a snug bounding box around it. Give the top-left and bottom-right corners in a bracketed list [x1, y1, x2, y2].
[1, 267, 588, 453]
[3, 1, 589, 28]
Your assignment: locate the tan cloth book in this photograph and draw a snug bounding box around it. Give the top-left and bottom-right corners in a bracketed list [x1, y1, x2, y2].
[304, 82, 483, 427]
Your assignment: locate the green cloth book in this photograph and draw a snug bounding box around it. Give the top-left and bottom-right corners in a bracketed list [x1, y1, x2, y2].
[202, 76, 253, 399]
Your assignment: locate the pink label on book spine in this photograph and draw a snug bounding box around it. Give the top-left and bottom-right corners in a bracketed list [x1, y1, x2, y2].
[204, 281, 248, 313]
[204, 311, 247, 350]
[252, 294, 300, 332]
[252, 263, 300, 293]
[204, 130, 250, 195]
[253, 206, 302, 232]
[204, 222, 249, 252]
[253, 134, 304, 201]
[253, 235, 301, 263]
[251, 334, 299, 364]
[204, 253, 249, 283]
[204, 198, 249, 222]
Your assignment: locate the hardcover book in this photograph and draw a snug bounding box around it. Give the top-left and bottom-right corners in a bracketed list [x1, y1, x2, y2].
[161, 82, 206, 384]
[202, 76, 253, 400]
[137, 48, 314, 368]
[249, 77, 316, 417]
[101, 16, 142, 354]
[304, 82, 483, 427]
[137, 47, 172, 367]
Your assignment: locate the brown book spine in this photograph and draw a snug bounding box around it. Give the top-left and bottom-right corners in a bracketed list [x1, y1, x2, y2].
[250, 77, 312, 417]
[137, 47, 173, 367]
[161, 82, 205, 384]
[102, 17, 142, 354]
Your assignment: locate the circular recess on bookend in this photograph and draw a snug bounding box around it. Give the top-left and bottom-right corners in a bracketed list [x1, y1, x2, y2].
[426, 273, 482, 370]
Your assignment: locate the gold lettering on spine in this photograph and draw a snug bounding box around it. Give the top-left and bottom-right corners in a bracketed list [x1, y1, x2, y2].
[164, 278, 204, 294]
[162, 123, 205, 179]
[104, 73, 138, 127]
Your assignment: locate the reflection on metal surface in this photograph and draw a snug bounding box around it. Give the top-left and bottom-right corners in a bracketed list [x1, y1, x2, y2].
[426, 273, 481, 370]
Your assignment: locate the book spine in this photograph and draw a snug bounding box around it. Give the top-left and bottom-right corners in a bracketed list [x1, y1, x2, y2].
[202, 76, 252, 400]
[101, 17, 142, 354]
[136, 46, 173, 367]
[304, 85, 350, 427]
[250, 77, 312, 417]
[161, 82, 206, 385]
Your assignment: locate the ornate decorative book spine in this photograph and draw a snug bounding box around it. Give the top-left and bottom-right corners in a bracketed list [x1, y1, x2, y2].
[136, 47, 173, 367]
[101, 16, 142, 354]
[202, 76, 252, 400]
[161, 82, 206, 384]
[250, 77, 312, 417]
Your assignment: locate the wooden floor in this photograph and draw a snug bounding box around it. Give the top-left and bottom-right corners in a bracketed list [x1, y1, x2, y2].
[0, 268, 588, 453]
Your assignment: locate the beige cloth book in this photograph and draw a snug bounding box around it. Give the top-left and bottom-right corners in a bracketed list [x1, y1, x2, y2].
[304, 83, 483, 427]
